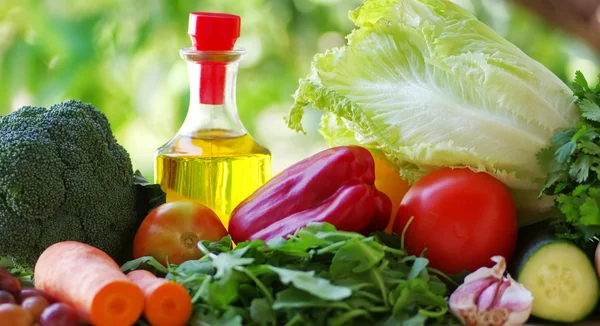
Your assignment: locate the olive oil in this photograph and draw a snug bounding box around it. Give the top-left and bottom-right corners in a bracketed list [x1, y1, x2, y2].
[155, 130, 271, 227]
[154, 13, 272, 228]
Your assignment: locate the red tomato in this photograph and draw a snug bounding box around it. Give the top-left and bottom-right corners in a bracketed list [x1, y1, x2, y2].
[393, 168, 518, 274]
[133, 201, 229, 265]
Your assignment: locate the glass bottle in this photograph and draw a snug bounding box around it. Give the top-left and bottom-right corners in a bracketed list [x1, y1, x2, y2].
[155, 12, 272, 229]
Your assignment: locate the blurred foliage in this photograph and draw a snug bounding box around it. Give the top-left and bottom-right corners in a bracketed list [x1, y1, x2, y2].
[0, 0, 599, 178]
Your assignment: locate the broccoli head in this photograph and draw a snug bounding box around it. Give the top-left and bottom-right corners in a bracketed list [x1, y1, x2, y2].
[0, 100, 152, 270]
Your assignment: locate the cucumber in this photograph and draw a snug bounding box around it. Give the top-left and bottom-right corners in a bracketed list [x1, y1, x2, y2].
[511, 223, 599, 323]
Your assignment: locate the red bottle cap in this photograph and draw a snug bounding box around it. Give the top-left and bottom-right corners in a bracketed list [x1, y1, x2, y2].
[187, 12, 241, 105]
[188, 12, 240, 51]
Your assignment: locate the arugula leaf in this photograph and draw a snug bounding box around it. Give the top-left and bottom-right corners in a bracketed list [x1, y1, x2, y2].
[249, 298, 276, 325]
[173, 259, 214, 276]
[212, 253, 254, 279]
[168, 259, 215, 283]
[330, 239, 385, 276]
[121, 223, 457, 325]
[200, 235, 233, 254]
[202, 272, 241, 308]
[272, 288, 352, 310]
[121, 256, 168, 274]
[190, 308, 243, 326]
[407, 257, 429, 280]
[268, 266, 352, 300]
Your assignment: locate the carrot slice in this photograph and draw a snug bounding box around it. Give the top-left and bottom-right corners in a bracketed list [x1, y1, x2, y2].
[33, 241, 144, 326]
[127, 270, 192, 326]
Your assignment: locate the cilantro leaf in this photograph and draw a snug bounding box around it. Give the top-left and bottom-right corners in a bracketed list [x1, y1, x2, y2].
[555, 141, 577, 163]
[580, 99, 600, 123]
[537, 71, 600, 242]
[551, 128, 577, 146]
[573, 70, 591, 93]
[569, 154, 594, 183]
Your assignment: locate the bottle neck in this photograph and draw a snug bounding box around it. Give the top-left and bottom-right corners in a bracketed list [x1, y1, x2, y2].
[178, 48, 247, 138]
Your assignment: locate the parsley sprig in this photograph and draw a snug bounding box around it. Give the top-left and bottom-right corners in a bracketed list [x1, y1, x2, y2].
[538, 71, 600, 243]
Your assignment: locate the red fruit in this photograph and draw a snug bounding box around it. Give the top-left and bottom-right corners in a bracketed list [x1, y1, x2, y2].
[0, 268, 21, 299]
[40, 303, 80, 326]
[20, 288, 56, 304]
[0, 290, 15, 304]
[22, 296, 49, 322]
[394, 168, 518, 274]
[133, 201, 229, 265]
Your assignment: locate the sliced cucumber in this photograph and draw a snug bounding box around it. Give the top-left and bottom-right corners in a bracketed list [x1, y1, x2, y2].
[512, 224, 599, 323]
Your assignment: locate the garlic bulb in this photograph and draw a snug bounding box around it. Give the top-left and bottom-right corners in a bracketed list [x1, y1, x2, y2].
[449, 256, 533, 326]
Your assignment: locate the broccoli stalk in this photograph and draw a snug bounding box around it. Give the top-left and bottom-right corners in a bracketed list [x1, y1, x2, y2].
[0, 100, 165, 271]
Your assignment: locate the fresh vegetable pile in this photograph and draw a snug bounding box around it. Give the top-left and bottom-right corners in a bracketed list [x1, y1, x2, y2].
[285, 0, 578, 223]
[0, 266, 81, 326]
[4, 0, 600, 325]
[125, 223, 458, 325]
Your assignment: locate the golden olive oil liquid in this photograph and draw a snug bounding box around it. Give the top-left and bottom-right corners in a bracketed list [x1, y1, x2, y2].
[155, 129, 271, 229]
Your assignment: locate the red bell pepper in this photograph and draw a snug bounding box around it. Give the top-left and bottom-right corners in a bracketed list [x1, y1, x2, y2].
[228, 146, 392, 244]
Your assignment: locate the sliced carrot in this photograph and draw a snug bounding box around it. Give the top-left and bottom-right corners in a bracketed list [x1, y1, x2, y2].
[33, 241, 144, 326]
[127, 270, 192, 326]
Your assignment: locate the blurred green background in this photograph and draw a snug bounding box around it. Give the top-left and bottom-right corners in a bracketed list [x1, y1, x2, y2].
[1, 0, 599, 179]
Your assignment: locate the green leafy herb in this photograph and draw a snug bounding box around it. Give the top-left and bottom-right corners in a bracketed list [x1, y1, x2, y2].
[268, 266, 352, 300]
[538, 71, 600, 245]
[121, 256, 168, 275]
[0, 257, 33, 287]
[126, 223, 459, 325]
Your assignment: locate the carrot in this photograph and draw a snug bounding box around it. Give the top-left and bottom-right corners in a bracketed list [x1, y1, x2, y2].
[127, 270, 192, 326]
[33, 241, 144, 326]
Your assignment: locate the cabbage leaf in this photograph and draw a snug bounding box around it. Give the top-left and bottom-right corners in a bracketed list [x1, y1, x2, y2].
[286, 0, 578, 224]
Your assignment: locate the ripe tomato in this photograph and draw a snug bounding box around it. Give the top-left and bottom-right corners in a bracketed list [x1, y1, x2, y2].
[393, 168, 518, 274]
[371, 151, 411, 232]
[133, 201, 228, 265]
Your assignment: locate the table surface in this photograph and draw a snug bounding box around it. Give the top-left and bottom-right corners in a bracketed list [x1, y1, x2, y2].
[526, 315, 600, 325]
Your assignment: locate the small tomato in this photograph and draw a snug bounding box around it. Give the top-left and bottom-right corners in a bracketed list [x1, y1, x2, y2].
[393, 168, 518, 274]
[133, 201, 229, 265]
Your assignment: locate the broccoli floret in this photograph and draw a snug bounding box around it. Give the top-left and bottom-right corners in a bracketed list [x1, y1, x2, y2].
[0, 100, 145, 270]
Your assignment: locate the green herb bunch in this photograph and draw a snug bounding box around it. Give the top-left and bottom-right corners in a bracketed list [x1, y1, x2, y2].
[124, 223, 459, 326]
[538, 71, 600, 244]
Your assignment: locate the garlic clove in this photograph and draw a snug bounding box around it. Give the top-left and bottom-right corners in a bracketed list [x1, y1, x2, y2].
[477, 279, 501, 310]
[449, 256, 534, 326]
[497, 276, 534, 325]
[449, 276, 497, 310]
